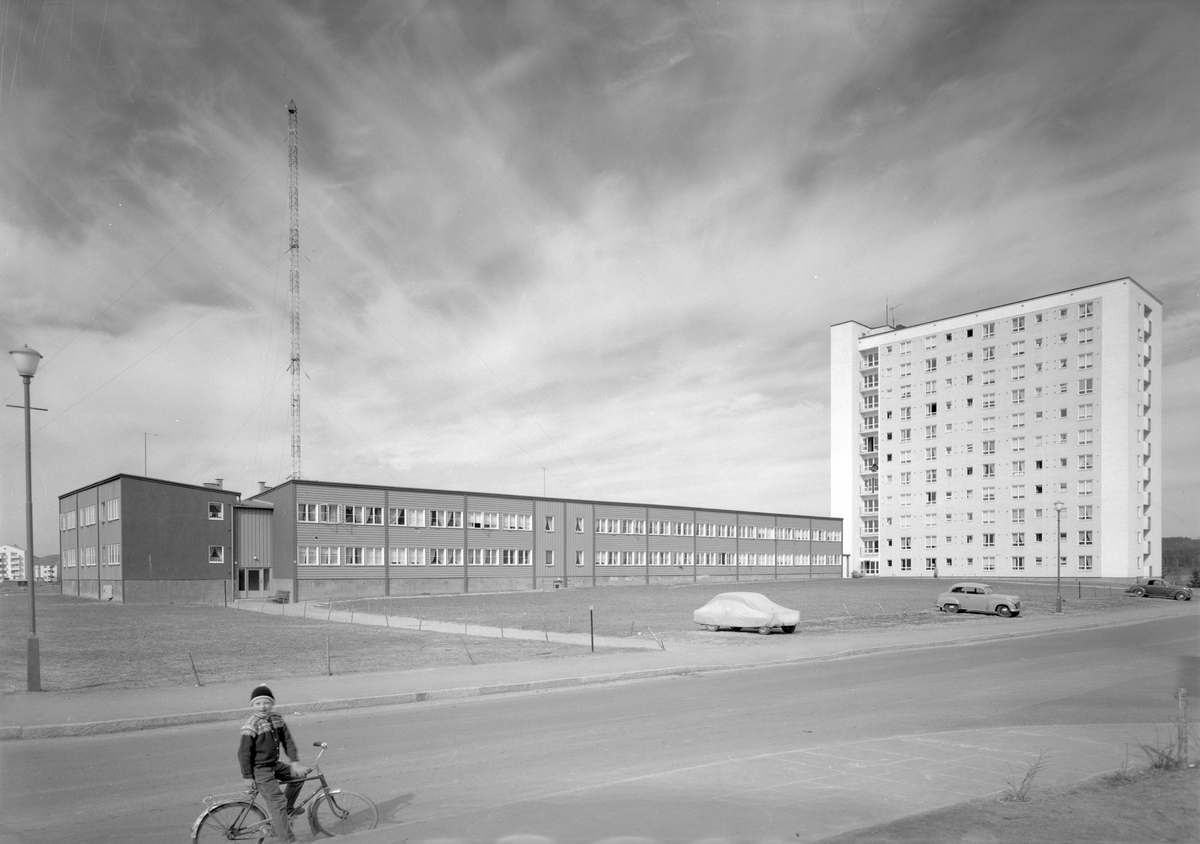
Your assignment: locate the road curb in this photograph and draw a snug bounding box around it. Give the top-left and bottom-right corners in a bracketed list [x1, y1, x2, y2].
[3, 608, 1189, 740]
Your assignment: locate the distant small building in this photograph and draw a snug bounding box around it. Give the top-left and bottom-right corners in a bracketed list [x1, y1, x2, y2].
[0, 544, 26, 580]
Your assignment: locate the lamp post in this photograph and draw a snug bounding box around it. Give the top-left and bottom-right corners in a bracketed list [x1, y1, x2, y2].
[1053, 500, 1066, 614]
[11, 345, 43, 691]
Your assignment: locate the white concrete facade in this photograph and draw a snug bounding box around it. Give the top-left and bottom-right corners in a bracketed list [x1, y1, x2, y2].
[0, 544, 25, 579]
[830, 278, 1161, 580]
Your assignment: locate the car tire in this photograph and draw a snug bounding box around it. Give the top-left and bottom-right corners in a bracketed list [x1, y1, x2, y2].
[782, 625, 796, 634]
[730, 626, 742, 631]
[1130, 588, 1146, 597]
[1174, 593, 1189, 601]
[942, 603, 959, 614]
[995, 605, 1013, 618]
[757, 626, 772, 635]
[706, 625, 720, 631]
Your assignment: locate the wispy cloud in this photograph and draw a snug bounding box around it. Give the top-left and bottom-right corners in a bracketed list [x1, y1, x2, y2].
[2, 0, 1198, 553]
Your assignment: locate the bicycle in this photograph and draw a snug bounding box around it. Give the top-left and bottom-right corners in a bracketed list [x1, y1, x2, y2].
[191, 741, 378, 842]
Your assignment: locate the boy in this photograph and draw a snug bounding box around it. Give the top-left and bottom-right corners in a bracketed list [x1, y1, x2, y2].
[238, 684, 308, 843]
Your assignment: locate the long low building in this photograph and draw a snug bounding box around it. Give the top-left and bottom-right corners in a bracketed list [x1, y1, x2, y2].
[58, 475, 845, 603]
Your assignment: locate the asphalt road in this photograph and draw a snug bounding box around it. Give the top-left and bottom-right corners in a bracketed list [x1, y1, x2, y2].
[2, 612, 1196, 844]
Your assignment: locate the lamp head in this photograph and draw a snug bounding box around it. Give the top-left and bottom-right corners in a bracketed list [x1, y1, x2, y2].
[10, 345, 42, 378]
[1053, 500, 1066, 513]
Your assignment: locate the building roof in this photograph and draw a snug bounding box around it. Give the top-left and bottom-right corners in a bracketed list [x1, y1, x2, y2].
[254, 478, 838, 523]
[58, 473, 243, 500]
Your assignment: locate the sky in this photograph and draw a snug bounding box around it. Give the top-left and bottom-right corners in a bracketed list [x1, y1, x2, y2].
[1, 0, 1198, 558]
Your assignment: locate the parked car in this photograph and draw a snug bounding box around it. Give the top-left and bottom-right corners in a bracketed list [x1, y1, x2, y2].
[1124, 579, 1192, 601]
[694, 592, 799, 634]
[936, 582, 1022, 617]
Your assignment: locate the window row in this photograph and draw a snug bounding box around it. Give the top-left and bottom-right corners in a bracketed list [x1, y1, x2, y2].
[61, 546, 108, 567]
[887, 555, 1095, 572]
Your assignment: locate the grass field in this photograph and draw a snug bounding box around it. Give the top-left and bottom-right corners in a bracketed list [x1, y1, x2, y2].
[326, 575, 1135, 641]
[1, 577, 1143, 694]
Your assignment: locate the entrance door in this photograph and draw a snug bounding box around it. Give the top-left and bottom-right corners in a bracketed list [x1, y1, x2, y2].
[238, 568, 271, 598]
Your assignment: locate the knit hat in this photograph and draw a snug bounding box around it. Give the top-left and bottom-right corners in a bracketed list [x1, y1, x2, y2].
[250, 684, 274, 704]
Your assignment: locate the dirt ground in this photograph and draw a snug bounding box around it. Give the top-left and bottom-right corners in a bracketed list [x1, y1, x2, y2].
[815, 765, 1200, 844]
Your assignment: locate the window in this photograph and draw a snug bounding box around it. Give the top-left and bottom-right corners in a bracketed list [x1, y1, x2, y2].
[544, 516, 555, 532]
[982, 533, 995, 547]
[925, 402, 938, 416]
[102, 498, 122, 521]
[982, 370, 996, 385]
[983, 463, 995, 478]
[1012, 438, 1025, 452]
[1078, 531, 1093, 546]
[1078, 302, 1094, 318]
[900, 428, 911, 442]
[1078, 328, 1093, 344]
[1078, 555, 1093, 571]
[1011, 340, 1025, 356]
[983, 440, 995, 454]
[344, 506, 366, 525]
[1078, 480, 1093, 496]
[1011, 365, 1025, 380]
[101, 543, 122, 565]
[900, 558, 912, 570]
[924, 380, 937, 395]
[319, 504, 341, 524]
[1078, 378, 1093, 395]
[925, 536, 937, 549]
[924, 425, 937, 439]
[428, 510, 461, 528]
[1077, 353, 1093, 370]
[1011, 556, 1025, 571]
[925, 492, 937, 505]
[983, 556, 996, 571]
[982, 346, 995, 362]
[925, 447, 937, 461]
[1078, 505, 1093, 521]
[925, 469, 938, 483]
[982, 394, 996, 409]
[1011, 389, 1025, 404]
[1012, 533, 1025, 547]
[925, 358, 938, 372]
[1011, 508, 1025, 524]
[208, 546, 224, 564]
[1011, 485, 1025, 499]
[982, 510, 996, 524]
[1078, 428, 1094, 445]
[900, 340, 912, 355]
[982, 323, 995, 338]
[1078, 403, 1094, 421]
[469, 511, 499, 529]
[81, 504, 97, 526]
[900, 406, 912, 420]
[1011, 413, 1025, 428]
[1078, 454, 1093, 470]
[1012, 316, 1025, 333]
[925, 336, 937, 350]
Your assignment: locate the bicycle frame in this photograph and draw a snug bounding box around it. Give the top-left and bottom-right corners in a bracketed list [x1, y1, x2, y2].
[194, 742, 338, 839]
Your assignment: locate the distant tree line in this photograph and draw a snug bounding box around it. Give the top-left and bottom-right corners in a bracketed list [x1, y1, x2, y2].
[1163, 537, 1200, 587]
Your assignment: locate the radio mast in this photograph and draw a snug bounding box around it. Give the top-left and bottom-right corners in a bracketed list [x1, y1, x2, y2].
[287, 100, 302, 480]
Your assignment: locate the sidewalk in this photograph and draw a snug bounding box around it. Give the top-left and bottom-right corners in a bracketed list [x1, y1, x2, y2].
[3, 602, 1191, 741]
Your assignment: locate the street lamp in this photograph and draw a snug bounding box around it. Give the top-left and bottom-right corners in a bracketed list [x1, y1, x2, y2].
[11, 345, 43, 691]
[1053, 500, 1066, 614]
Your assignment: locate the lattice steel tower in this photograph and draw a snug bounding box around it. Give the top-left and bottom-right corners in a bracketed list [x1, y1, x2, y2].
[288, 100, 302, 479]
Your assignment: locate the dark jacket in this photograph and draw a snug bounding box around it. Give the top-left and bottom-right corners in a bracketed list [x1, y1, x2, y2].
[238, 713, 299, 779]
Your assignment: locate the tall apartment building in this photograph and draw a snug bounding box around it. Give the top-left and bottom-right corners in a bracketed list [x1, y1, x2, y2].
[831, 277, 1160, 580]
[0, 544, 26, 580]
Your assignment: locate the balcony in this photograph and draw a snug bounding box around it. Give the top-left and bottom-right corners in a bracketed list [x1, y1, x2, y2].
[860, 462, 879, 475]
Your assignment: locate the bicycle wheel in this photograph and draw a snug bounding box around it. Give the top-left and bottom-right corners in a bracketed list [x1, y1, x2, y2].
[192, 801, 269, 844]
[310, 789, 378, 836]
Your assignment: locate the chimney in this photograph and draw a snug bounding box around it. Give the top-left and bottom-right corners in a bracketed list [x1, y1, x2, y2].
[258, 481, 267, 494]
[203, 479, 224, 490]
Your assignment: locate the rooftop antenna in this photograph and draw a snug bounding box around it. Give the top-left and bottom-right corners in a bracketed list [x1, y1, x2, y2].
[287, 100, 302, 480]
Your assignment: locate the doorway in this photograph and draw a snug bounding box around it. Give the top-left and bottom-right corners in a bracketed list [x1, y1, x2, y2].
[238, 567, 271, 598]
